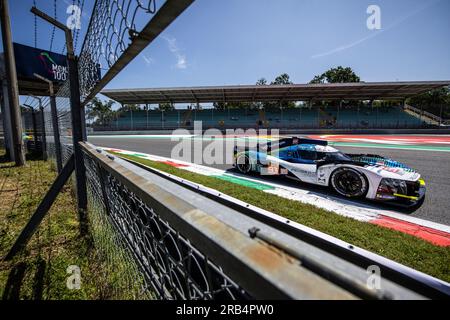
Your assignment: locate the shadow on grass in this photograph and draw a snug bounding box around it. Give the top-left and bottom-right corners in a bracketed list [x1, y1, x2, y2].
[32, 258, 46, 300]
[0, 151, 10, 165]
[2, 262, 27, 300]
[0, 151, 45, 169]
[2, 258, 49, 300]
[26, 152, 45, 162]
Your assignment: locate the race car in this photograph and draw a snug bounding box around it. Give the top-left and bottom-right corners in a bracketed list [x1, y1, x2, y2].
[233, 137, 426, 207]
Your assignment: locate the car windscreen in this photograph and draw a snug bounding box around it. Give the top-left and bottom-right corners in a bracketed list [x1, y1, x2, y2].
[317, 152, 352, 161]
[298, 149, 317, 160]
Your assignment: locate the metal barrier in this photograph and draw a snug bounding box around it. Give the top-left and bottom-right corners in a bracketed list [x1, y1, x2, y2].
[83, 149, 247, 299]
[81, 142, 285, 299]
[79, 142, 434, 300]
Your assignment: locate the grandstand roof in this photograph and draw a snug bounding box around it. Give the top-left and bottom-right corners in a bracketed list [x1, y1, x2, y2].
[101, 81, 450, 104]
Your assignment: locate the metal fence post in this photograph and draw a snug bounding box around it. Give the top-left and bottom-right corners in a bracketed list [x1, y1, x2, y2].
[39, 106, 47, 160]
[0, 80, 12, 159]
[33, 73, 62, 172]
[50, 92, 63, 172]
[0, 0, 26, 166]
[68, 54, 88, 235]
[30, 96, 47, 160]
[23, 106, 38, 149]
[30, 6, 88, 235]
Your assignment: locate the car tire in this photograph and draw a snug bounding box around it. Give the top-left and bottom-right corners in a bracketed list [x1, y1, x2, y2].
[235, 154, 252, 174]
[330, 167, 368, 198]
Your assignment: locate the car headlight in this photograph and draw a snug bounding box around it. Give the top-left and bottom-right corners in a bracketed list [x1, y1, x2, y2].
[378, 178, 407, 195]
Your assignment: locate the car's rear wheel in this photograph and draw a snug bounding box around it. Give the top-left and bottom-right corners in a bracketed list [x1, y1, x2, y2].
[235, 154, 252, 174]
[331, 167, 368, 198]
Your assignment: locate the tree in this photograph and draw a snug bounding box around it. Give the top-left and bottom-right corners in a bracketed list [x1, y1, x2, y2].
[213, 102, 227, 110]
[309, 66, 361, 108]
[407, 87, 450, 119]
[256, 78, 267, 86]
[158, 102, 174, 111]
[85, 97, 115, 126]
[310, 66, 360, 84]
[271, 73, 293, 85]
[250, 78, 268, 109]
[118, 103, 141, 112]
[267, 73, 295, 109]
[408, 87, 449, 106]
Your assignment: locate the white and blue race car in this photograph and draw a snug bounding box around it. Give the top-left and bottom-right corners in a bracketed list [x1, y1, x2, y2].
[233, 137, 426, 207]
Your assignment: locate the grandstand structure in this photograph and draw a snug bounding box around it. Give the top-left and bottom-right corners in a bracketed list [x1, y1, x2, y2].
[100, 81, 450, 131]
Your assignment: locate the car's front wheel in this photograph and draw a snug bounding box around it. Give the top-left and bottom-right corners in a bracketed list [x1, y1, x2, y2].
[330, 167, 368, 198]
[235, 154, 252, 174]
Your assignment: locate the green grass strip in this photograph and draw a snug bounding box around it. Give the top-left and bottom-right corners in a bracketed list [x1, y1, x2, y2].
[212, 174, 275, 190]
[112, 152, 450, 283]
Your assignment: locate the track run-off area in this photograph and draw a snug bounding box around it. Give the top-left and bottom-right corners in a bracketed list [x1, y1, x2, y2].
[88, 134, 450, 246]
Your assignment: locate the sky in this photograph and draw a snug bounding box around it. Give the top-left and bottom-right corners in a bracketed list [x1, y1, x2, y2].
[2, 0, 450, 99]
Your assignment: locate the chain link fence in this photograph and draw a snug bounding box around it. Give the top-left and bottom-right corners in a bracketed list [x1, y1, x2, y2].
[83, 148, 250, 299]
[38, 0, 223, 300]
[78, 0, 158, 103]
[44, 0, 168, 167]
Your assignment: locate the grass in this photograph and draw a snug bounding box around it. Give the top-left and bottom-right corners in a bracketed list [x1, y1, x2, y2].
[112, 152, 450, 283]
[0, 150, 98, 299]
[0, 149, 149, 300]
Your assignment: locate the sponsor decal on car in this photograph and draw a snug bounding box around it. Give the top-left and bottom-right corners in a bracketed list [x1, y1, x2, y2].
[317, 169, 327, 184]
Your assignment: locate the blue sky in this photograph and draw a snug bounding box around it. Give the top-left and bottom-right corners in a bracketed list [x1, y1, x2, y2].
[4, 0, 450, 95]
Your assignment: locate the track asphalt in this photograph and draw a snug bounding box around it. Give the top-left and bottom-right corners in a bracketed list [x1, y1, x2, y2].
[88, 134, 450, 226]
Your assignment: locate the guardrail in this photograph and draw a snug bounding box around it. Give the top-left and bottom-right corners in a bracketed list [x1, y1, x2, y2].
[79, 142, 438, 300]
[124, 156, 450, 299]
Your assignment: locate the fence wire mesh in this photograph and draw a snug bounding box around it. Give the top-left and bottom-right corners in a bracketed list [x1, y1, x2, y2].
[78, 0, 159, 102]
[43, 104, 56, 163]
[21, 107, 45, 155]
[83, 148, 250, 300]
[54, 81, 73, 166]
[8, 0, 228, 300]
[83, 152, 152, 299]
[44, 0, 164, 169]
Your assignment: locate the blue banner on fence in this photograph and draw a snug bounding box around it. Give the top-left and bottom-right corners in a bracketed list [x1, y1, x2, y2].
[13, 42, 68, 82]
